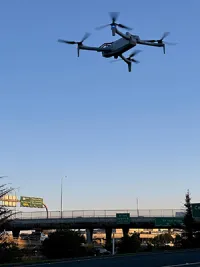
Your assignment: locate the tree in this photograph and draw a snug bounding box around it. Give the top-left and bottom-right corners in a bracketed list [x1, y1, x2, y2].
[0, 177, 16, 229]
[183, 190, 194, 244]
[117, 233, 141, 254]
[152, 233, 174, 247]
[0, 241, 22, 263]
[42, 230, 87, 259]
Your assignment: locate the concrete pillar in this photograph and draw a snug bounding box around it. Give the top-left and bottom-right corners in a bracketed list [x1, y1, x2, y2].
[12, 229, 20, 239]
[122, 227, 129, 237]
[105, 228, 112, 245]
[86, 228, 93, 244]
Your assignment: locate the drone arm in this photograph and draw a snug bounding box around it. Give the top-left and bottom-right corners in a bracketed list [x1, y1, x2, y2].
[119, 54, 129, 63]
[80, 45, 111, 52]
[119, 54, 132, 72]
[115, 28, 130, 40]
[137, 40, 162, 47]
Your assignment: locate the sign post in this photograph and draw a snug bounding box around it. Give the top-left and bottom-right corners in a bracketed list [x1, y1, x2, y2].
[112, 230, 115, 255]
[191, 203, 200, 218]
[116, 213, 130, 224]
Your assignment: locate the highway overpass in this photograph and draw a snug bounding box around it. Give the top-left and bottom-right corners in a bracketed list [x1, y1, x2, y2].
[4, 209, 186, 242]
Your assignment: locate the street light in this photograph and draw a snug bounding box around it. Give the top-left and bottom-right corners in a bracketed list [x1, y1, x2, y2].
[136, 197, 139, 217]
[61, 176, 67, 219]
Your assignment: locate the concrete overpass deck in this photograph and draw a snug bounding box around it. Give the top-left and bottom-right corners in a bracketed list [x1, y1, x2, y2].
[14, 209, 183, 220]
[5, 209, 186, 234]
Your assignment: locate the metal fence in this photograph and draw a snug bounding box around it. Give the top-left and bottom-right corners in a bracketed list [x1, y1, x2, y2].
[14, 209, 185, 220]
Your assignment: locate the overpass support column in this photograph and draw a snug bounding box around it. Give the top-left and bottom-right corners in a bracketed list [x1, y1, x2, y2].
[105, 228, 112, 245]
[12, 229, 20, 239]
[86, 228, 93, 244]
[122, 227, 129, 237]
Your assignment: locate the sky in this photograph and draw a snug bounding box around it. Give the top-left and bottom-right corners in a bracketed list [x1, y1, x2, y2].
[1, 0, 200, 214]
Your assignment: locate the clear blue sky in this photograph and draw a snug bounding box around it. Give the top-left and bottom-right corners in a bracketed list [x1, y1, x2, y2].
[1, 0, 200, 212]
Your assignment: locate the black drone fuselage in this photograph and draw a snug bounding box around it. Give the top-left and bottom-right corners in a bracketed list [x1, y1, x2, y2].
[101, 37, 136, 58]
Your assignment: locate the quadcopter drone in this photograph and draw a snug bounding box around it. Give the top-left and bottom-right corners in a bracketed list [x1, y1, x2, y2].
[58, 12, 176, 72]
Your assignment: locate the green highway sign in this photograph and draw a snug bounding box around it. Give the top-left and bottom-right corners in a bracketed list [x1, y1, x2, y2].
[20, 196, 43, 208]
[116, 213, 130, 224]
[192, 203, 200, 218]
[155, 217, 184, 227]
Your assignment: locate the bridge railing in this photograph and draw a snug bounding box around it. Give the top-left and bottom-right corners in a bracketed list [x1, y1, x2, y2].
[14, 209, 185, 220]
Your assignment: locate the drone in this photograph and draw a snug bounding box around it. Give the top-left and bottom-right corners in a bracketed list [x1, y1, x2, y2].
[58, 12, 176, 72]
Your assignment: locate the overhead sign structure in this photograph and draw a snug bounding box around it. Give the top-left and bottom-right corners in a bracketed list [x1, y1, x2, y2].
[20, 196, 43, 208]
[191, 203, 200, 218]
[155, 217, 184, 227]
[116, 213, 130, 224]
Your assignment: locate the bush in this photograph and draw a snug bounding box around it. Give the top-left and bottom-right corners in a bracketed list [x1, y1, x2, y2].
[0, 242, 22, 263]
[117, 233, 141, 254]
[42, 230, 87, 259]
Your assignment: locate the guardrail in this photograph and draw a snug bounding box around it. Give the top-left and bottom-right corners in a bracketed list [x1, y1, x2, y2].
[14, 209, 185, 220]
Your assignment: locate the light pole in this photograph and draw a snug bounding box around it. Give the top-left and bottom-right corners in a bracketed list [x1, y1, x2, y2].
[136, 197, 139, 217]
[61, 176, 67, 218]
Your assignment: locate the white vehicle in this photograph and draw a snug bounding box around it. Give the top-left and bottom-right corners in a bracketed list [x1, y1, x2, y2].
[40, 233, 48, 242]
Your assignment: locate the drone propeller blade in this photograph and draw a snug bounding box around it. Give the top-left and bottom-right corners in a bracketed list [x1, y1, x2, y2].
[80, 32, 91, 43]
[95, 24, 110, 30]
[160, 32, 170, 41]
[129, 50, 142, 58]
[95, 12, 132, 32]
[164, 41, 177, 45]
[145, 32, 170, 43]
[58, 32, 91, 57]
[110, 59, 122, 63]
[58, 39, 77, 44]
[109, 12, 120, 23]
[118, 23, 132, 30]
[58, 32, 91, 45]
[130, 58, 140, 64]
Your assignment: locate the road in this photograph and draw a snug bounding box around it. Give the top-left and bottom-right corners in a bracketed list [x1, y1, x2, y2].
[16, 250, 200, 267]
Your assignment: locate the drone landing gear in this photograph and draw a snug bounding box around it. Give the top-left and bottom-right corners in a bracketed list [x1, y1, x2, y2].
[128, 63, 132, 72]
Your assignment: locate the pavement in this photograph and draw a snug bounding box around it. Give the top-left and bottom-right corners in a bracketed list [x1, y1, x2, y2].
[13, 249, 200, 267]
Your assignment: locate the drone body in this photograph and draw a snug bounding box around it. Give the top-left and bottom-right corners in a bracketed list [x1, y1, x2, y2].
[58, 13, 176, 72]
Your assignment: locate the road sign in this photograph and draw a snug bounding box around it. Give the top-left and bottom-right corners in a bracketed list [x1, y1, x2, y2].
[191, 203, 200, 218]
[116, 213, 130, 224]
[20, 196, 43, 208]
[155, 217, 184, 227]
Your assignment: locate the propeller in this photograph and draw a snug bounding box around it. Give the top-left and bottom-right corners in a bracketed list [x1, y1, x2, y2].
[110, 50, 141, 64]
[147, 32, 177, 54]
[127, 50, 141, 63]
[58, 32, 91, 57]
[95, 12, 132, 35]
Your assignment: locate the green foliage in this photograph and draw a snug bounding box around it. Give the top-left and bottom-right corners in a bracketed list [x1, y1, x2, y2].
[152, 233, 173, 247]
[42, 230, 87, 259]
[0, 241, 22, 263]
[183, 190, 194, 243]
[117, 233, 141, 254]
